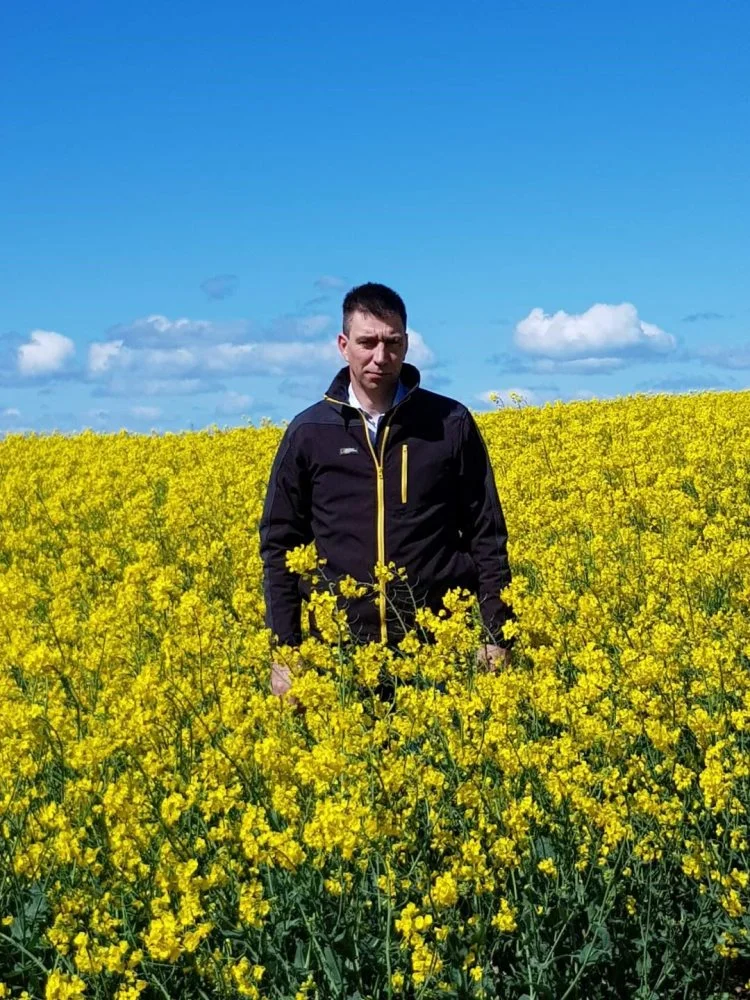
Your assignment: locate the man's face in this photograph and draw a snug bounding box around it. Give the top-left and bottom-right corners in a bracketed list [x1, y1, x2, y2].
[338, 309, 408, 393]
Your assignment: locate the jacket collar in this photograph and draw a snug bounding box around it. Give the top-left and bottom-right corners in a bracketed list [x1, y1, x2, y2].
[324, 362, 421, 409]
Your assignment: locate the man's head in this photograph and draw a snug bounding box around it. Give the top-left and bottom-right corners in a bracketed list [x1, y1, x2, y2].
[338, 283, 408, 398]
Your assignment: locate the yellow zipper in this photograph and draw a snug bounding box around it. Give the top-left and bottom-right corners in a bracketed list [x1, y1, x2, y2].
[358, 416, 391, 643]
[401, 444, 408, 503]
[324, 392, 403, 643]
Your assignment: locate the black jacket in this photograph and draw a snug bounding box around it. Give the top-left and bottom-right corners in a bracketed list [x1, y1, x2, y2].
[259, 363, 514, 647]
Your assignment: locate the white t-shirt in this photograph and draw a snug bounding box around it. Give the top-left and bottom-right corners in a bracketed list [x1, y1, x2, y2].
[348, 379, 407, 445]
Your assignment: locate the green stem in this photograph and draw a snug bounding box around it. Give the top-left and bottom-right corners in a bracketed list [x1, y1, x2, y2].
[0, 928, 50, 976]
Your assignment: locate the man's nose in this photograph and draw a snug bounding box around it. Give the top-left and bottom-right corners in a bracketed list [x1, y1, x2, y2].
[373, 342, 387, 364]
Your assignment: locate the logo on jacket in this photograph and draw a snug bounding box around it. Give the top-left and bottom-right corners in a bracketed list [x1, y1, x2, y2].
[339, 447, 359, 455]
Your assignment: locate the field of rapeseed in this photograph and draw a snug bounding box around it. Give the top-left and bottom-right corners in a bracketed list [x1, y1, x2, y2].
[1, 390, 749, 1000]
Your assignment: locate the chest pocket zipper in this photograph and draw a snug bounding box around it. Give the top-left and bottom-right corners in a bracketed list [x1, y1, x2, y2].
[401, 444, 408, 503]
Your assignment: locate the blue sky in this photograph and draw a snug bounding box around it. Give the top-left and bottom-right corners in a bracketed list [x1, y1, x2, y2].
[2, 0, 748, 433]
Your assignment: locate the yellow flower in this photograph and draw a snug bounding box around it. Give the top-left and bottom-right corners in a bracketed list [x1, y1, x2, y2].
[431, 872, 459, 909]
[390, 971, 405, 992]
[143, 912, 181, 962]
[720, 889, 745, 918]
[45, 971, 87, 1000]
[2, 387, 750, 996]
[537, 857, 558, 878]
[491, 898, 517, 933]
[230, 957, 265, 997]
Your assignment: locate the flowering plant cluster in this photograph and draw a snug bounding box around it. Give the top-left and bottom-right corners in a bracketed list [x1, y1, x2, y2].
[0, 390, 749, 998]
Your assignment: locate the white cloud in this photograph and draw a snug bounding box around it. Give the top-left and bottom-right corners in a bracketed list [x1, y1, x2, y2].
[531, 356, 626, 374]
[88, 314, 341, 388]
[88, 340, 124, 374]
[1, 407, 20, 418]
[216, 392, 252, 415]
[298, 314, 331, 337]
[18, 330, 75, 376]
[105, 312, 334, 348]
[405, 327, 436, 368]
[130, 405, 162, 419]
[103, 314, 249, 351]
[202, 340, 339, 375]
[141, 347, 197, 374]
[265, 314, 332, 340]
[86, 312, 438, 398]
[696, 344, 750, 370]
[487, 351, 627, 376]
[94, 377, 225, 398]
[515, 303, 675, 359]
[133, 378, 217, 397]
[637, 372, 736, 393]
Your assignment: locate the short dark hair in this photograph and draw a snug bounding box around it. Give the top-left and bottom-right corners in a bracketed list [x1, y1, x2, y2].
[342, 282, 407, 335]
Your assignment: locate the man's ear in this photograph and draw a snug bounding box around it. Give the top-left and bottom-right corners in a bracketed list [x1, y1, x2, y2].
[402, 332, 409, 359]
[337, 331, 349, 362]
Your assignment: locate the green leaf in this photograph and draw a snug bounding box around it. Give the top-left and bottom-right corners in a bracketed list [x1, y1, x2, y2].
[322, 944, 343, 991]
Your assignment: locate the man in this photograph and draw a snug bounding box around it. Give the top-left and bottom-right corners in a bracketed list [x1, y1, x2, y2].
[260, 282, 514, 699]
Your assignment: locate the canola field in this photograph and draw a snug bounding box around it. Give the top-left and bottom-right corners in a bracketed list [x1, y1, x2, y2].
[1, 391, 749, 1000]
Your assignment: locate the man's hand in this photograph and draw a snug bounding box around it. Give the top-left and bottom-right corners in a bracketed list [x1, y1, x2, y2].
[270, 661, 292, 697]
[270, 661, 302, 711]
[476, 643, 511, 673]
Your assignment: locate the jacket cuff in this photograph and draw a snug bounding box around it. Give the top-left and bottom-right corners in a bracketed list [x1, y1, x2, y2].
[478, 600, 516, 648]
[271, 630, 303, 648]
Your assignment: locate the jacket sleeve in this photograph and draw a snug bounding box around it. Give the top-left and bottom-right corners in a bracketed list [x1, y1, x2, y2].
[456, 410, 516, 646]
[259, 425, 313, 646]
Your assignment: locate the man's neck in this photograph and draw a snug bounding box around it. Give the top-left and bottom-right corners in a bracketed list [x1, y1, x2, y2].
[349, 376, 398, 417]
